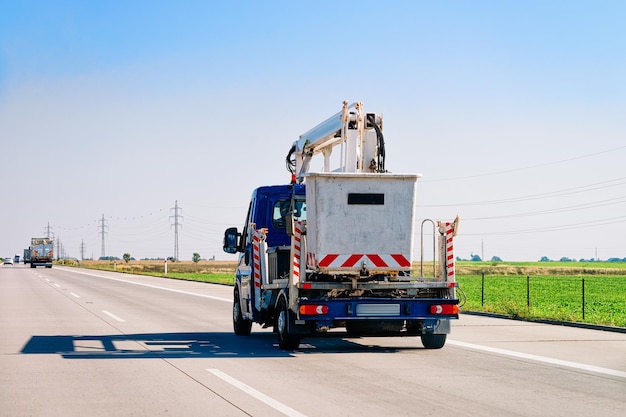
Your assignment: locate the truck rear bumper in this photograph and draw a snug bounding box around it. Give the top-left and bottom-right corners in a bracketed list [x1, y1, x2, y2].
[31, 260, 53, 267]
[290, 318, 453, 336]
[299, 297, 458, 318]
[291, 298, 458, 335]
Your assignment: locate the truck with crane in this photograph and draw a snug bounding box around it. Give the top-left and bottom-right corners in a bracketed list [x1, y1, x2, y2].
[223, 101, 459, 350]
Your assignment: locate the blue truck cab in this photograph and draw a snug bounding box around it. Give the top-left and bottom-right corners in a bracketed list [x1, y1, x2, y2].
[224, 184, 306, 328]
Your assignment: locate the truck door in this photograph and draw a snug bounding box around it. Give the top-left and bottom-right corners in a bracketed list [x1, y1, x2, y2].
[236, 201, 254, 320]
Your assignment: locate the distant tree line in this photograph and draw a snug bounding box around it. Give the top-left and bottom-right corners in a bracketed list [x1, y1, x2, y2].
[539, 256, 626, 262]
[456, 253, 502, 262]
[457, 254, 626, 262]
[97, 253, 215, 262]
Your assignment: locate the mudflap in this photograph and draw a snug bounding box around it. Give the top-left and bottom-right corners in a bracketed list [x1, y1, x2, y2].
[288, 317, 314, 335]
[423, 319, 451, 335]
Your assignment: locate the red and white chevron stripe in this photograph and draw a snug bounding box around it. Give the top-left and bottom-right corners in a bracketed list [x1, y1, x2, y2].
[443, 221, 455, 281]
[252, 230, 263, 288]
[291, 221, 303, 281]
[317, 253, 411, 269]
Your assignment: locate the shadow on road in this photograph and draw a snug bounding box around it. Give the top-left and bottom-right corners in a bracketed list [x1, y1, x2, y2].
[20, 332, 290, 359]
[20, 332, 423, 359]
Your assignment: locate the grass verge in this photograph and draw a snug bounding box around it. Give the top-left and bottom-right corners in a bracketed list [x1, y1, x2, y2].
[65, 259, 625, 328]
[457, 274, 626, 328]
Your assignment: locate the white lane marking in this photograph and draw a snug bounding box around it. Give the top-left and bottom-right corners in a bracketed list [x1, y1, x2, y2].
[53, 283, 61, 288]
[448, 340, 626, 379]
[69, 292, 80, 298]
[44, 278, 50, 282]
[207, 369, 307, 417]
[102, 310, 126, 322]
[61, 268, 230, 302]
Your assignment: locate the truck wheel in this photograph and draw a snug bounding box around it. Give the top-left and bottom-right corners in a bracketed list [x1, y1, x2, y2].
[30, 264, 35, 268]
[276, 299, 301, 350]
[233, 289, 252, 336]
[421, 333, 447, 349]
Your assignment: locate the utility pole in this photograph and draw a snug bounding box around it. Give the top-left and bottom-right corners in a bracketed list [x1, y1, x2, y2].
[80, 240, 86, 261]
[99, 214, 108, 259]
[170, 200, 183, 262]
[44, 222, 53, 239]
[481, 239, 484, 261]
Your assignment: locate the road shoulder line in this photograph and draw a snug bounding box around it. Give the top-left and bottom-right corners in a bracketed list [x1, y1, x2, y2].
[448, 339, 626, 379]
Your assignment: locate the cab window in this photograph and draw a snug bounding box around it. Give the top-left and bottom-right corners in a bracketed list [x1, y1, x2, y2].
[272, 200, 306, 229]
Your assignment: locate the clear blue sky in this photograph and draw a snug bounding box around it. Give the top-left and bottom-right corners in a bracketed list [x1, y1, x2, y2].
[1, 1, 625, 262]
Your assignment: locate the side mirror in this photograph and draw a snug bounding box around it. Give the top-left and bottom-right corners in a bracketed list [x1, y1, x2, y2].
[223, 227, 240, 253]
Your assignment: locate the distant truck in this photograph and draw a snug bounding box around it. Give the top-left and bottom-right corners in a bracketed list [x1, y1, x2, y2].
[23, 248, 31, 264]
[29, 238, 53, 268]
[14, 254, 20, 264]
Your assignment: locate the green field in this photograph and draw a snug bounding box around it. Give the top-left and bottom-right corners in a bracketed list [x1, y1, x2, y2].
[66, 259, 236, 285]
[70, 259, 626, 328]
[456, 275, 626, 327]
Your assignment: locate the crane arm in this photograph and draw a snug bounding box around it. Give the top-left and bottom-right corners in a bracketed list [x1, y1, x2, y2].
[286, 101, 385, 182]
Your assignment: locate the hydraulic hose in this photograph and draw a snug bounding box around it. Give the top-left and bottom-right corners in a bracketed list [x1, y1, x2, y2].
[367, 113, 386, 172]
[286, 144, 296, 174]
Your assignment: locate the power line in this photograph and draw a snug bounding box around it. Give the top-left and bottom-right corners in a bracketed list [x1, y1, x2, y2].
[464, 195, 626, 221]
[423, 144, 626, 183]
[419, 176, 626, 207]
[461, 215, 626, 236]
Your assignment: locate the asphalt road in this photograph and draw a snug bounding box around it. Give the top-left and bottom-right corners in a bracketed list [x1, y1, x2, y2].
[1, 264, 624, 417]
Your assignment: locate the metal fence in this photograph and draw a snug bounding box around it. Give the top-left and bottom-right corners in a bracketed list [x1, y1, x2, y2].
[456, 274, 626, 327]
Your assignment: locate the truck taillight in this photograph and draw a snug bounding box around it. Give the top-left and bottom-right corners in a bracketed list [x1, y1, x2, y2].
[430, 304, 458, 315]
[299, 305, 329, 315]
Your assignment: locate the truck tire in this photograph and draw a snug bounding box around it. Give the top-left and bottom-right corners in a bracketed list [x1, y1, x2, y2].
[276, 299, 301, 350]
[421, 333, 447, 349]
[233, 289, 252, 336]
